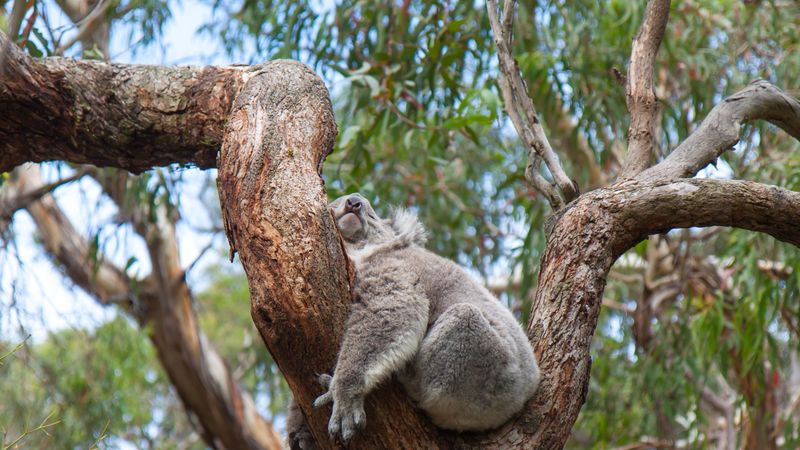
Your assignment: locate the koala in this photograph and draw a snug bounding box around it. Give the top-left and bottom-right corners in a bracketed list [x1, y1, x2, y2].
[297, 193, 539, 444]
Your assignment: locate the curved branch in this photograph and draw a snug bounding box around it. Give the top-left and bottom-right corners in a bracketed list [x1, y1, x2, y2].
[620, 0, 670, 179]
[498, 177, 800, 449]
[613, 178, 800, 247]
[486, 0, 577, 207]
[0, 31, 252, 173]
[637, 80, 800, 183]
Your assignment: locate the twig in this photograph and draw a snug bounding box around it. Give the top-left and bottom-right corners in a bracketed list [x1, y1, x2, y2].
[486, 0, 577, 208]
[619, 0, 671, 179]
[0, 167, 90, 221]
[54, 0, 114, 56]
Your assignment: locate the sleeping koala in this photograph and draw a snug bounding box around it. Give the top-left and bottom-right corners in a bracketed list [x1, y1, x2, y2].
[306, 193, 539, 443]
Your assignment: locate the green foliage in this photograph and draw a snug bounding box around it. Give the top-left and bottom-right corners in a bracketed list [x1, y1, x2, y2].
[0, 317, 187, 449]
[0, 260, 284, 449]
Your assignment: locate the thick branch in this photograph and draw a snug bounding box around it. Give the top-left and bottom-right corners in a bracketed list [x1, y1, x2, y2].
[620, 0, 670, 179]
[501, 177, 800, 449]
[0, 31, 252, 173]
[613, 178, 800, 247]
[638, 80, 800, 182]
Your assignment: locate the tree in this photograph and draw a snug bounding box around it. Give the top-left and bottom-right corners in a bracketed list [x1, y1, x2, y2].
[2, 0, 799, 449]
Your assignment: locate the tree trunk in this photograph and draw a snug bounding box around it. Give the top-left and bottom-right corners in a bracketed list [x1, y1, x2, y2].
[3, 29, 800, 449]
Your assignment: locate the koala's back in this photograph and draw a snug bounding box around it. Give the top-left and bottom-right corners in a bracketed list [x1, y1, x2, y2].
[395, 246, 516, 324]
[363, 245, 539, 431]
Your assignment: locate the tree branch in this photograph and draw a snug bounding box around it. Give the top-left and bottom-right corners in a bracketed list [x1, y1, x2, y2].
[0, 31, 252, 173]
[613, 178, 800, 248]
[9, 165, 283, 450]
[619, 0, 671, 179]
[0, 167, 89, 222]
[486, 0, 577, 208]
[9, 165, 134, 308]
[54, 0, 115, 56]
[7, 0, 29, 39]
[505, 177, 800, 448]
[637, 80, 800, 182]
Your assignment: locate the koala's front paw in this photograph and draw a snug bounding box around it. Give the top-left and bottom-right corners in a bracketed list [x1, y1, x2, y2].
[313, 373, 366, 441]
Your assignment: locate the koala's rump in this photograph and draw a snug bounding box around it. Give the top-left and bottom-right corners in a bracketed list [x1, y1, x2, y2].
[395, 248, 539, 431]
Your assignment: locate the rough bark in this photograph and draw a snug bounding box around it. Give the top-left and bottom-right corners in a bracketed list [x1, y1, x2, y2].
[0, 31, 250, 173]
[8, 166, 283, 450]
[620, 0, 670, 179]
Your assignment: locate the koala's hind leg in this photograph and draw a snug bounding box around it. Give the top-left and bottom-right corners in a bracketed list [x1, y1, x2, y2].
[405, 303, 527, 431]
[286, 398, 318, 450]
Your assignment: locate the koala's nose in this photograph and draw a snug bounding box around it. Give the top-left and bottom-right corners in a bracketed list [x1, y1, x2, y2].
[345, 196, 362, 213]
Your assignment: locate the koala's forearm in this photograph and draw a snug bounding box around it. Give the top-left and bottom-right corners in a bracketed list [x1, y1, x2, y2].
[333, 280, 429, 394]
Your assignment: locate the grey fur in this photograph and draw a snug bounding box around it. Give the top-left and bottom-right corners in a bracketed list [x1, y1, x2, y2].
[311, 193, 539, 441]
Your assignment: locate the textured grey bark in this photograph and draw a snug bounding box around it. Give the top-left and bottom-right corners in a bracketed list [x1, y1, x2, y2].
[0, 31, 251, 173]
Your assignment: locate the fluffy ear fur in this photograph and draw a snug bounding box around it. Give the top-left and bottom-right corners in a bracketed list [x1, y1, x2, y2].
[387, 208, 428, 247]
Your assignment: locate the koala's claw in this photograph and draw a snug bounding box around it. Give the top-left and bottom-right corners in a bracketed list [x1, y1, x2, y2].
[313, 374, 334, 408]
[327, 398, 366, 441]
[313, 391, 332, 408]
[317, 373, 333, 388]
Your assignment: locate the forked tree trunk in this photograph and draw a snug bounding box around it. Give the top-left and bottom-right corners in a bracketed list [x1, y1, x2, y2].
[4, 30, 800, 450]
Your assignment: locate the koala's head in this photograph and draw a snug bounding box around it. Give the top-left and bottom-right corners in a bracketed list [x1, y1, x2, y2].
[328, 193, 428, 249]
[328, 193, 394, 246]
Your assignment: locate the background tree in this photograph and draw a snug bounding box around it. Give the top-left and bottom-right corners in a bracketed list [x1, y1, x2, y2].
[1, 0, 799, 449]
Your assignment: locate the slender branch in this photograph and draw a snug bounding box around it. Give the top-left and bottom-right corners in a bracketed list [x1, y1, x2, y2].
[620, 0, 671, 179]
[54, 0, 114, 56]
[8, 165, 134, 309]
[637, 80, 800, 182]
[525, 154, 564, 209]
[8, 0, 29, 39]
[0, 167, 89, 221]
[487, 0, 577, 208]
